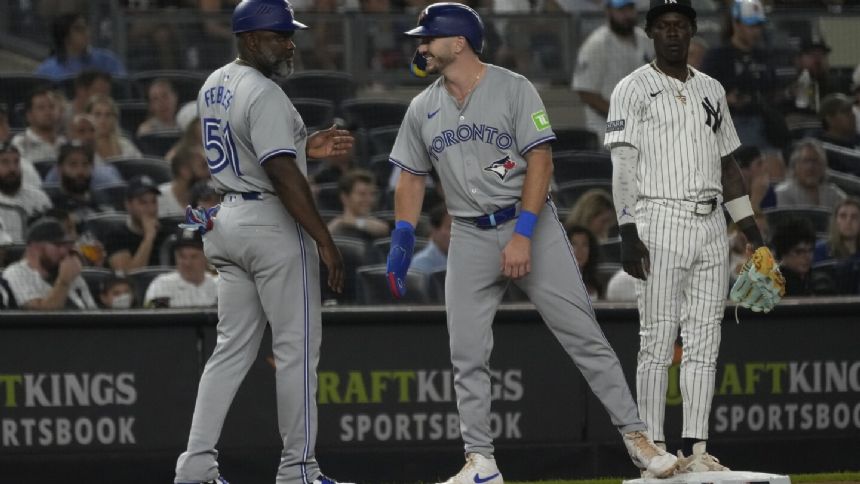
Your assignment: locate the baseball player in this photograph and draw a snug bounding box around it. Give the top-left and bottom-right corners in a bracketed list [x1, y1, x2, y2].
[173, 1, 354, 483]
[385, 3, 676, 482]
[605, 0, 768, 472]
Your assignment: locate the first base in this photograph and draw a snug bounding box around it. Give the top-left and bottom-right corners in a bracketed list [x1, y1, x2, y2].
[623, 471, 790, 484]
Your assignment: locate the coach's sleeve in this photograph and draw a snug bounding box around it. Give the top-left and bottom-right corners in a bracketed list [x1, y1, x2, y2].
[603, 77, 643, 150]
[389, 98, 433, 175]
[717, 87, 741, 157]
[249, 85, 297, 164]
[512, 78, 556, 156]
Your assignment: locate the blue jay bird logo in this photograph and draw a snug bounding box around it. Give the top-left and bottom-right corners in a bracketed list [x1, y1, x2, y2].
[483, 156, 517, 181]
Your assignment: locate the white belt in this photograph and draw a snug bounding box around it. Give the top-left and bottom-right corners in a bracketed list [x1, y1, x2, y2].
[644, 198, 719, 215]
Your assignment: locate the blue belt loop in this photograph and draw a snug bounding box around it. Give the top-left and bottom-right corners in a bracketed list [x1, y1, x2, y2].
[489, 213, 496, 227]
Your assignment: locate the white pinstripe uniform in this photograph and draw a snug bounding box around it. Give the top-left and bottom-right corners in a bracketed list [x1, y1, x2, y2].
[605, 64, 740, 442]
[175, 61, 323, 484]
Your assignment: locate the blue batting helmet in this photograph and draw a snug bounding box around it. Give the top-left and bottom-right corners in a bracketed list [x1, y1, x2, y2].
[404, 2, 484, 54]
[232, 0, 308, 34]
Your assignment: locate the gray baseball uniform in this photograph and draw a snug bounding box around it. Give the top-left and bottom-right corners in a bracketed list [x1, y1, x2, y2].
[390, 64, 647, 456]
[175, 62, 323, 484]
[605, 63, 741, 442]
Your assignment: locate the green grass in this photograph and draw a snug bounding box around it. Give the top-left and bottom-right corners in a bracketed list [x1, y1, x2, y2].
[505, 472, 860, 484]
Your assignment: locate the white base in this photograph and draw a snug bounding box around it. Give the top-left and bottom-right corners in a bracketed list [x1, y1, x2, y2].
[623, 470, 790, 484]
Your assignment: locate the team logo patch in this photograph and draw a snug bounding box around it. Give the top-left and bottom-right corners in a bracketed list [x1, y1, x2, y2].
[606, 119, 626, 132]
[531, 110, 551, 131]
[484, 156, 517, 181]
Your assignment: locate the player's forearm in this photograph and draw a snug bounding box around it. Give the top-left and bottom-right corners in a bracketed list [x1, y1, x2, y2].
[265, 156, 334, 247]
[129, 238, 156, 270]
[722, 154, 764, 247]
[610, 144, 639, 226]
[520, 144, 553, 215]
[394, 171, 426, 226]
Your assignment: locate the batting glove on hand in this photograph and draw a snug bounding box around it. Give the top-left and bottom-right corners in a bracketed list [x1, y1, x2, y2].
[620, 223, 650, 280]
[386, 221, 416, 298]
[179, 204, 220, 236]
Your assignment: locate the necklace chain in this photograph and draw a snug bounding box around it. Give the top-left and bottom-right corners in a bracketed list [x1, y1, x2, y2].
[450, 64, 485, 105]
[651, 61, 691, 104]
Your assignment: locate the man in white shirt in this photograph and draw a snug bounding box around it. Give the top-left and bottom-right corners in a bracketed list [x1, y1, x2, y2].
[1, 217, 96, 309]
[144, 228, 217, 308]
[572, 0, 653, 140]
[158, 145, 210, 217]
[0, 142, 52, 242]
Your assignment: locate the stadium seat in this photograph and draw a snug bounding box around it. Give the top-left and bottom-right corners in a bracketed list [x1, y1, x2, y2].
[281, 71, 357, 109]
[93, 183, 130, 212]
[109, 157, 173, 184]
[555, 179, 613, 208]
[355, 264, 438, 304]
[598, 236, 621, 264]
[0, 243, 26, 268]
[292, 98, 336, 131]
[127, 266, 174, 306]
[130, 71, 207, 104]
[116, 101, 150, 136]
[340, 98, 408, 130]
[135, 131, 181, 158]
[367, 126, 399, 158]
[552, 150, 612, 185]
[315, 182, 342, 211]
[368, 154, 394, 191]
[320, 235, 376, 304]
[763, 206, 832, 237]
[80, 267, 114, 303]
[84, 212, 129, 242]
[552, 128, 600, 152]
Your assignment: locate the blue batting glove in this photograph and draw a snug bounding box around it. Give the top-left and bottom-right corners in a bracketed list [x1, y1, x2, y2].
[178, 204, 220, 236]
[386, 221, 415, 298]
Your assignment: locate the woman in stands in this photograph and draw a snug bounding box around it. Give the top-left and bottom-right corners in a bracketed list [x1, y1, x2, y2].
[814, 197, 860, 263]
[87, 94, 141, 162]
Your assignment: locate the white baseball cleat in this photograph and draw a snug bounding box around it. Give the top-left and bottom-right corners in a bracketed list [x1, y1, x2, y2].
[676, 442, 729, 472]
[623, 431, 678, 478]
[437, 453, 504, 484]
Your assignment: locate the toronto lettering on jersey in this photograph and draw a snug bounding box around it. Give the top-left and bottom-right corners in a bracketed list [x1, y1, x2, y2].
[319, 368, 524, 442]
[426, 124, 513, 161]
[0, 372, 138, 448]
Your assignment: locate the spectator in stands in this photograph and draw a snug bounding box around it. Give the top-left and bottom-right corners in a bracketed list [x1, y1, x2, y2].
[35, 13, 126, 80]
[0, 142, 52, 242]
[11, 85, 65, 186]
[701, 0, 784, 151]
[159, 145, 210, 217]
[45, 122, 125, 189]
[735, 145, 776, 211]
[411, 203, 451, 273]
[564, 188, 616, 242]
[605, 268, 637, 301]
[1, 217, 97, 309]
[566, 224, 604, 299]
[98, 273, 136, 309]
[814, 197, 860, 263]
[571, 0, 652, 140]
[144, 228, 217, 308]
[45, 143, 114, 221]
[817, 93, 860, 177]
[87, 94, 141, 162]
[137, 79, 181, 137]
[66, 71, 113, 127]
[327, 169, 389, 240]
[775, 138, 846, 209]
[795, 34, 832, 101]
[106, 175, 166, 272]
[771, 217, 827, 296]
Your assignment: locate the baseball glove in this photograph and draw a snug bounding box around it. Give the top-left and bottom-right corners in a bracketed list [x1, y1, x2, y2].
[730, 246, 785, 313]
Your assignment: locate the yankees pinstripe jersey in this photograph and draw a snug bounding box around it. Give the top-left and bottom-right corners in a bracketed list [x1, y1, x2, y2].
[198, 62, 308, 195]
[390, 64, 556, 217]
[144, 271, 218, 308]
[1, 259, 96, 309]
[604, 64, 740, 201]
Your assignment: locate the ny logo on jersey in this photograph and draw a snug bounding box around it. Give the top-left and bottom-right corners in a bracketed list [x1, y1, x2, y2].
[702, 97, 722, 133]
[484, 156, 517, 181]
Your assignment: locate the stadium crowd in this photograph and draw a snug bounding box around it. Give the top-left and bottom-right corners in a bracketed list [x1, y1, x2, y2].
[2, 0, 860, 309]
